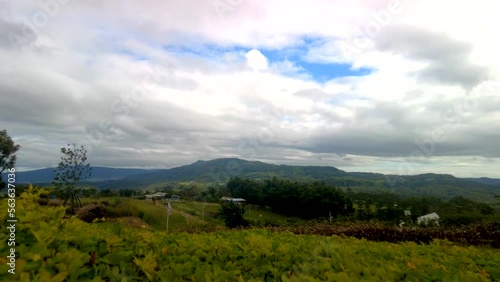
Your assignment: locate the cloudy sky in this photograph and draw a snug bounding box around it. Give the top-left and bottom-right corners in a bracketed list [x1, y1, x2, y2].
[1, 0, 499, 177]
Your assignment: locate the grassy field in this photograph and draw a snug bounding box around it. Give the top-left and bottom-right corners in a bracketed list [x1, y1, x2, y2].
[152, 200, 308, 228]
[81, 197, 207, 231]
[81, 196, 310, 230]
[168, 201, 223, 225]
[245, 205, 306, 226]
[3, 189, 499, 282]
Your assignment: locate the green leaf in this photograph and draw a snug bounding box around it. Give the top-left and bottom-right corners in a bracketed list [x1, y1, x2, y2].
[50, 272, 68, 282]
[52, 207, 65, 222]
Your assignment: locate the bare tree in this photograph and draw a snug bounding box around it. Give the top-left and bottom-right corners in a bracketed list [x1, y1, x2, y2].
[53, 144, 91, 213]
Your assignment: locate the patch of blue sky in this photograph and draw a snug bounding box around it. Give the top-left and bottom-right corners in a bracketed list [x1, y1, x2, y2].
[260, 48, 372, 83]
[160, 42, 372, 82]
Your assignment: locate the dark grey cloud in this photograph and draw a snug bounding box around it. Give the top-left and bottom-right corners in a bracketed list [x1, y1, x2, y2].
[271, 94, 500, 159]
[0, 69, 88, 127]
[375, 25, 491, 90]
[298, 123, 500, 159]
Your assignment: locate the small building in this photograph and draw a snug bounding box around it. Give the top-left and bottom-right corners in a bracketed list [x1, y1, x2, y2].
[404, 210, 411, 216]
[171, 195, 181, 201]
[220, 197, 246, 204]
[145, 192, 167, 199]
[417, 212, 439, 225]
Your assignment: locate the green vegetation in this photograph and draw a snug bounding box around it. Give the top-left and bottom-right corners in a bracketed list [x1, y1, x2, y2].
[0, 129, 20, 190]
[81, 158, 500, 203]
[171, 201, 223, 225]
[227, 177, 499, 226]
[1, 188, 499, 281]
[80, 197, 205, 231]
[8, 158, 500, 204]
[227, 177, 355, 219]
[218, 200, 248, 228]
[244, 205, 305, 227]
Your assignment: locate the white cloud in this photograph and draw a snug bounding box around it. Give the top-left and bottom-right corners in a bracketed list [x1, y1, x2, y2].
[0, 0, 499, 177]
[245, 49, 268, 71]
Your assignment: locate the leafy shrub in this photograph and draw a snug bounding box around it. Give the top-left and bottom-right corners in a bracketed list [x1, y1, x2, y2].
[218, 201, 248, 228]
[76, 204, 108, 223]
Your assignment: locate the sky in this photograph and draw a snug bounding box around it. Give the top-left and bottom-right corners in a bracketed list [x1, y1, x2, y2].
[1, 0, 500, 177]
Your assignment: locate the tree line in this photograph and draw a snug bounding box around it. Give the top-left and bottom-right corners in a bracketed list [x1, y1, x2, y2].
[227, 177, 355, 219]
[225, 177, 497, 225]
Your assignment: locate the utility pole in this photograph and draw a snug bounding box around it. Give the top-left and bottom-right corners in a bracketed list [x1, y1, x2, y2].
[166, 201, 172, 233]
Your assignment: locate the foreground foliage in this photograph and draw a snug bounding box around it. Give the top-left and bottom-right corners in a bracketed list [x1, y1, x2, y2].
[1, 188, 499, 281]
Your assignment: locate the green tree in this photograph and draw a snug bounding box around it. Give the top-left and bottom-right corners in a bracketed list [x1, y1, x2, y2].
[53, 144, 91, 214]
[219, 201, 248, 228]
[181, 185, 202, 201]
[118, 189, 135, 197]
[99, 189, 113, 197]
[82, 188, 98, 198]
[0, 130, 21, 190]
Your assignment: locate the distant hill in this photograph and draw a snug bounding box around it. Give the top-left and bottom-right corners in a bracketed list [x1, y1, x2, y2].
[3, 158, 499, 203]
[87, 158, 500, 203]
[464, 177, 500, 186]
[1, 167, 157, 185]
[91, 158, 347, 189]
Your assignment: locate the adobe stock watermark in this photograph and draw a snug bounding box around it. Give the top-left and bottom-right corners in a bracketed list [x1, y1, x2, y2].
[208, 108, 286, 184]
[213, 0, 243, 19]
[340, 0, 413, 60]
[0, 0, 12, 18]
[385, 81, 498, 189]
[7, 0, 72, 51]
[79, 64, 168, 156]
[5, 168, 17, 275]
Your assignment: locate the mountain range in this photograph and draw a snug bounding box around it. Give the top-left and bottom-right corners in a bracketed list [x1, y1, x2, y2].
[3, 167, 157, 184]
[3, 158, 500, 203]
